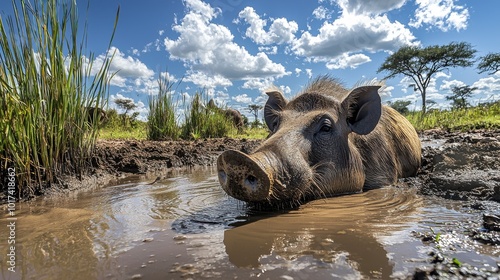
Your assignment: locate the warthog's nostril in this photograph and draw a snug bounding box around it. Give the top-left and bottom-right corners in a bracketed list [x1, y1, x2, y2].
[244, 175, 258, 191]
[218, 170, 227, 186]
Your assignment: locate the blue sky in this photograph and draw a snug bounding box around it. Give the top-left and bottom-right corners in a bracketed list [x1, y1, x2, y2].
[2, 0, 500, 120]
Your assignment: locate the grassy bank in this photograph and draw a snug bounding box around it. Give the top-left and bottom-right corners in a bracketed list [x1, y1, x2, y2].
[0, 0, 118, 197]
[98, 100, 500, 141]
[406, 101, 500, 131]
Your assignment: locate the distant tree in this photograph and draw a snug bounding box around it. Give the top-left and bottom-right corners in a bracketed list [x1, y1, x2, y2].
[114, 98, 137, 126]
[387, 100, 412, 114]
[446, 85, 477, 110]
[247, 104, 263, 122]
[478, 52, 500, 75]
[241, 115, 249, 127]
[426, 100, 438, 111]
[377, 42, 476, 114]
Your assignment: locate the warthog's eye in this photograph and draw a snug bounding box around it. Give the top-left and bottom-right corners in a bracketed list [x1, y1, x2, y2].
[319, 119, 332, 133]
[272, 120, 280, 132]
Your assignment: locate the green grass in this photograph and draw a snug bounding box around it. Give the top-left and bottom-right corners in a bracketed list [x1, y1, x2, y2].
[147, 71, 180, 140]
[100, 121, 147, 140]
[230, 127, 269, 139]
[406, 101, 500, 131]
[181, 91, 236, 139]
[0, 0, 118, 197]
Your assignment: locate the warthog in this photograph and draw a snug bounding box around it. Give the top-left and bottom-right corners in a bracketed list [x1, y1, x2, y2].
[208, 99, 244, 131]
[217, 76, 421, 207]
[85, 106, 107, 125]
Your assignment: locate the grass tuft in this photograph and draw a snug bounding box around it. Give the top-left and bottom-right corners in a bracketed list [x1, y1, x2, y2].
[181, 91, 235, 139]
[0, 0, 118, 198]
[147, 72, 180, 140]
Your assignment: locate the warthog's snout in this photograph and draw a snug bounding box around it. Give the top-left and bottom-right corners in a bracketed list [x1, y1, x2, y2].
[217, 150, 272, 202]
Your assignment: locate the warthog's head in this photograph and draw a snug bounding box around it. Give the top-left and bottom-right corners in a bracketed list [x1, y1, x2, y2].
[217, 78, 383, 207]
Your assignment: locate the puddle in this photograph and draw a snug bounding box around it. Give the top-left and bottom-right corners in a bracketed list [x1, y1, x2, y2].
[1, 167, 498, 279]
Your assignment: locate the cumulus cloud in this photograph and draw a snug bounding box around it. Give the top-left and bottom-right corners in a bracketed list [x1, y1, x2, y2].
[164, 0, 288, 89]
[440, 79, 466, 91]
[237, 7, 298, 45]
[472, 74, 500, 99]
[183, 71, 232, 89]
[292, 8, 417, 69]
[336, 0, 407, 15]
[89, 46, 155, 91]
[292, 13, 416, 60]
[232, 93, 253, 104]
[325, 53, 371, 69]
[410, 0, 469, 31]
[242, 77, 275, 91]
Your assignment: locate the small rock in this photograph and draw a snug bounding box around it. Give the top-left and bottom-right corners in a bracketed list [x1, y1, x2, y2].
[483, 214, 500, 231]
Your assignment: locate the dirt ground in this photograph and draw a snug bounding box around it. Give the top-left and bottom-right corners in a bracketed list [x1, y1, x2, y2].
[84, 130, 500, 206]
[31, 130, 500, 278]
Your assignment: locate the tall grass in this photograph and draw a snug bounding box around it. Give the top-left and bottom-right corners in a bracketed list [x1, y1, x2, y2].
[406, 101, 500, 131]
[0, 0, 118, 197]
[147, 72, 180, 140]
[181, 91, 235, 139]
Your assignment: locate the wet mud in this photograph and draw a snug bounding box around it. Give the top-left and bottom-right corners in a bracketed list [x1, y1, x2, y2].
[1, 130, 499, 279]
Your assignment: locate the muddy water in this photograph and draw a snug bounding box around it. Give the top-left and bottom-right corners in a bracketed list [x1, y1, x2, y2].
[1, 168, 498, 280]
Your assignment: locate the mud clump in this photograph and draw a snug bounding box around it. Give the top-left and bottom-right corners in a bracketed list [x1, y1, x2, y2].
[91, 138, 262, 175]
[413, 129, 500, 202]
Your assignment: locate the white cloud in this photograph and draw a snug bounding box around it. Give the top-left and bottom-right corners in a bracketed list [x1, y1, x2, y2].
[258, 45, 278, 55]
[410, 0, 469, 31]
[312, 6, 330, 20]
[184, 71, 232, 89]
[379, 85, 394, 99]
[242, 77, 275, 91]
[292, 13, 417, 67]
[295, 68, 302, 77]
[279, 85, 292, 94]
[472, 76, 500, 97]
[232, 93, 253, 104]
[439, 79, 465, 91]
[325, 53, 371, 69]
[237, 7, 298, 45]
[164, 0, 288, 89]
[90, 46, 155, 90]
[305, 69, 313, 79]
[336, 0, 407, 15]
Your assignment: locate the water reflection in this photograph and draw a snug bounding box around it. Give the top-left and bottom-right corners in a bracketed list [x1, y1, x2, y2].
[0, 168, 498, 280]
[223, 187, 422, 279]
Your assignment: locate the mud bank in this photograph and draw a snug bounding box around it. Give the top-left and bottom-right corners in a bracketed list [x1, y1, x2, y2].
[39, 137, 262, 197]
[413, 129, 500, 202]
[42, 130, 500, 203]
[3, 130, 500, 278]
[405, 129, 500, 279]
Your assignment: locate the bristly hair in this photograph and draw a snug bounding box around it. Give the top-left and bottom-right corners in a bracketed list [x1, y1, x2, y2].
[352, 78, 387, 92]
[301, 75, 347, 97]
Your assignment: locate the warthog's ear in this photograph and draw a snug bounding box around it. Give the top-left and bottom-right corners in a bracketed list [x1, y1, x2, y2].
[265, 89, 288, 131]
[342, 86, 381, 135]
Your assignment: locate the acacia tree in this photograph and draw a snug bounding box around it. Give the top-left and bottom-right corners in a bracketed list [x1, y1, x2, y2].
[387, 100, 412, 114]
[115, 98, 137, 126]
[377, 42, 476, 114]
[247, 104, 263, 124]
[446, 85, 477, 110]
[478, 52, 500, 75]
